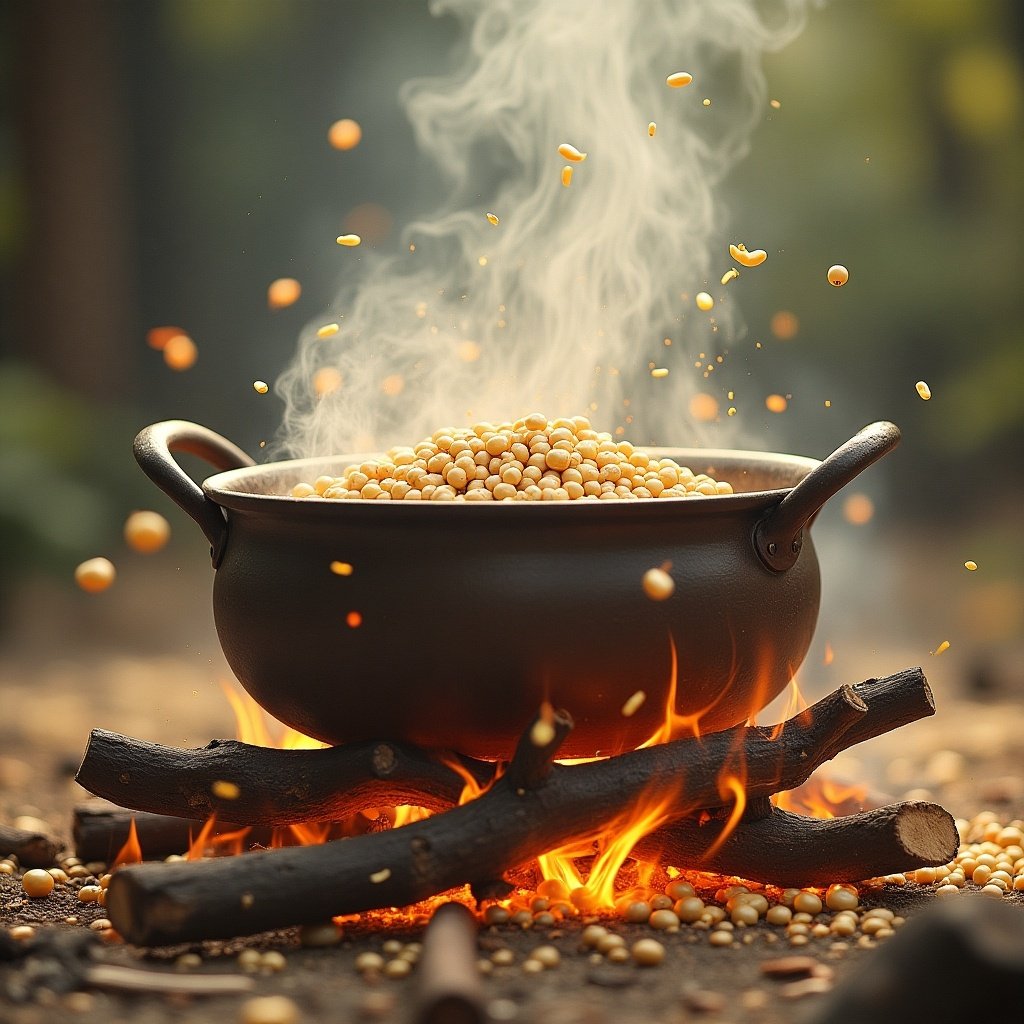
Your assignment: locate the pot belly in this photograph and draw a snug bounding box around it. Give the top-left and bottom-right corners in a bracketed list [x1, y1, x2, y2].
[212, 517, 820, 759]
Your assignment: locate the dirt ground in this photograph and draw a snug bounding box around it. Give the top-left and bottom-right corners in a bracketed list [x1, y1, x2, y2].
[2, 561, 1023, 1023]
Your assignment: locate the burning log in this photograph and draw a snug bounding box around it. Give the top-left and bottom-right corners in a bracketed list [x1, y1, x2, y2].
[72, 803, 272, 863]
[103, 668, 956, 946]
[414, 902, 485, 1024]
[80, 667, 930, 827]
[0, 822, 63, 869]
[75, 734, 491, 825]
[635, 802, 958, 888]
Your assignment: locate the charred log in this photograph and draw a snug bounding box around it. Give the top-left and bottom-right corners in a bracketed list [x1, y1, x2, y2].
[80, 668, 930, 828]
[75, 734, 495, 826]
[0, 822, 63, 869]
[634, 801, 958, 888]
[103, 671, 954, 945]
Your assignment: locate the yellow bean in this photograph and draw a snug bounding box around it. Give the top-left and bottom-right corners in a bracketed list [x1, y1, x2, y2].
[124, 510, 171, 553]
[728, 243, 767, 267]
[642, 568, 675, 601]
[75, 557, 116, 593]
[557, 143, 587, 162]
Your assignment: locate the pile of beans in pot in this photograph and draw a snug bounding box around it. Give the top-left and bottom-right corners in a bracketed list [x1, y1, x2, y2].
[290, 414, 733, 502]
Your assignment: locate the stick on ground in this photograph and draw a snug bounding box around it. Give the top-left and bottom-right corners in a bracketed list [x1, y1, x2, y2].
[414, 902, 485, 1024]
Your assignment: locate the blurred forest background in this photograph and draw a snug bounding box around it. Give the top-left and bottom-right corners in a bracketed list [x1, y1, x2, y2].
[0, 0, 1021, 743]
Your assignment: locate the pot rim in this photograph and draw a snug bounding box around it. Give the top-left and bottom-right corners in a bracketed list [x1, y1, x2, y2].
[202, 446, 822, 518]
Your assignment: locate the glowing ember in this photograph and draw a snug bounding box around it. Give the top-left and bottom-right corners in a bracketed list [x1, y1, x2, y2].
[695, 291, 714, 312]
[486, 212, 500, 225]
[932, 640, 951, 656]
[765, 394, 788, 413]
[842, 493, 874, 525]
[721, 268, 739, 285]
[146, 325, 186, 350]
[253, 380, 269, 394]
[336, 234, 362, 247]
[316, 323, 340, 339]
[648, 122, 657, 137]
[267, 277, 301, 310]
[561, 165, 573, 187]
[327, 118, 362, 151]
[689, 392, 719, 421]
[915, 380, 932, 400]
[329, 560, 354, 576]
[964, 560, 978, 571]
[163, 333, 198, 371]
[313, 367, 343, 397]
[666, 71, 693, 88]
[770, 310, 799, 340]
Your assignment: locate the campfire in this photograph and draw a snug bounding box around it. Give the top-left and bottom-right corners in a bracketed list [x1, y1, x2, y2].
[70, 665, 957, 946]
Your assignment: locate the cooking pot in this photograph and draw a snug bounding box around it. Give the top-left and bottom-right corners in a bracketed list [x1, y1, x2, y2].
[135, 420, 900, 758]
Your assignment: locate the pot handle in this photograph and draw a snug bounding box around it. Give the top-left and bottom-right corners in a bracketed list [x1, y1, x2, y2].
[134, 420, 255, 567]
[753, 421, 901, 572]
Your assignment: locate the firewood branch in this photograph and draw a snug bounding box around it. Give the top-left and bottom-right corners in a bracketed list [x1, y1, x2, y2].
[78, 667, 931, 829]
[633, 801, 958, 888]
[75, 731, 497, 825]
[103, 668, 947, 945]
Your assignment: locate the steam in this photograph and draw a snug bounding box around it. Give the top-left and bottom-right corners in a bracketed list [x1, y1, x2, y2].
[276, 0, 807, 458]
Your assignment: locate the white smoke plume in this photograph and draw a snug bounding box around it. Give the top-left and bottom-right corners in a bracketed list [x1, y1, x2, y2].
[276, 0, 807, 458]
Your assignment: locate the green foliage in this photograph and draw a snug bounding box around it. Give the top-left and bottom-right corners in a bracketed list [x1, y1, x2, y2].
[0, 362, 135, 581]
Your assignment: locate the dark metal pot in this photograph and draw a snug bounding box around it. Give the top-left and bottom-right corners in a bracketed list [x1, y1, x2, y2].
[135, 420, 900, 759]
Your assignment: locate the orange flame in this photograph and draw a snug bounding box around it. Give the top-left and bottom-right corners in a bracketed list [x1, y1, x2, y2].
[773, 775, 868, 819]
[186, 814, 219, 860]
[702, 773, 747, 860]
[111, 817, 142, 868]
